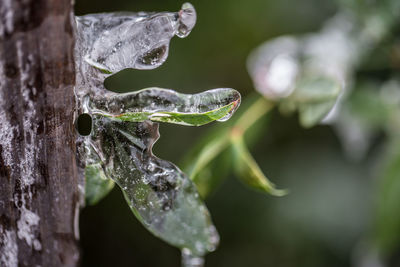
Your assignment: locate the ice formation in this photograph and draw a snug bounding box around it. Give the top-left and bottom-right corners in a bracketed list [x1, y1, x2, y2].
[74, 3, 240, 266]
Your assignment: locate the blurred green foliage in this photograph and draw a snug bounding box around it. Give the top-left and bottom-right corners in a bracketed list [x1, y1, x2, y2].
[279, 77, 341, 128]
[77, 0, 400, 266]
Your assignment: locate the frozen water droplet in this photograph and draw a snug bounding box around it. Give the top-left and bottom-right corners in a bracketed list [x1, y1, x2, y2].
[217, 97, 240, 122]
[181, 248, 205, 267]
[176, 3, 197, 38]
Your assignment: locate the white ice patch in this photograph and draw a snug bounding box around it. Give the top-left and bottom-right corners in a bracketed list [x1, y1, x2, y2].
[0, 42, 16, 173]
[0, 89, 18, 173]
[17, 207, 42, 251]
[0, 0, 14, 37]
[0, 117, 17, 169]
[0, 226, 18, 267]
[16, 42, 40, 187]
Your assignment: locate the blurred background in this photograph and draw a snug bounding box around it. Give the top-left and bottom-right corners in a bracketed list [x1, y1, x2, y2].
[75, 0, 400, 266]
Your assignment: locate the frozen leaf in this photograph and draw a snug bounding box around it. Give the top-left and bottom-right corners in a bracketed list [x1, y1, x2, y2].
[89, 87, 240, 126]
[87, 116, 221, 256]
[231, 132, 287, 196]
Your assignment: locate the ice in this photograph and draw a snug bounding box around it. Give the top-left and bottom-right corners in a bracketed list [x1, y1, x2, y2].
[182, 248, 205, 267]
[88, 87, 240, 126]
[75, 3, 196, 73]
[88, 117, 219, 257]
[73, 3, 240, 265]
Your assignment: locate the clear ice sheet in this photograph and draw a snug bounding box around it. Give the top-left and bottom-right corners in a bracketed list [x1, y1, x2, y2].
[74, 3, 240, 264]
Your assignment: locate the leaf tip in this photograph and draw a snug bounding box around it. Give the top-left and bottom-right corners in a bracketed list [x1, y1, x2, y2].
[268, 187, 289, 197]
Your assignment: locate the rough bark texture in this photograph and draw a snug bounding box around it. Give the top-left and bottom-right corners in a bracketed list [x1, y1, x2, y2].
[0, 0, 80, 266]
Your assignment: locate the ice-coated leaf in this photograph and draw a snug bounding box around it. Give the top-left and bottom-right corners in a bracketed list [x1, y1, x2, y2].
[85, 163, 115, 205]
[88, 116, 219, 256]
[231, 133, 287, 196]
[83, 88, 239, 253]
[89, 87, 240, 126]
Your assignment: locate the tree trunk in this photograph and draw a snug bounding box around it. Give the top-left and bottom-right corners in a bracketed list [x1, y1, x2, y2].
[0, 0, 81, 266]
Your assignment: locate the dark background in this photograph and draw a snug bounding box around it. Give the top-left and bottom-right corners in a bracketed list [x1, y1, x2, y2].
[75, 1, 389, 266]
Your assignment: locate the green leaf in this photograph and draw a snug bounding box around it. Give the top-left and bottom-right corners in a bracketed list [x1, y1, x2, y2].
[280, 77, 341, 128]
[85, 163, 115, 205]
[104, 101, 237, 126]
[298, 99, 337, 128]
[231, 134, 287, 196]
[90, 87, 241, 126]
[291, 77, 341, 103]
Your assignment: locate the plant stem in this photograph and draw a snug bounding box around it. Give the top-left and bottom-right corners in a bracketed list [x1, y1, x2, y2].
[190, 95, 274, 180]
[234, 96, 275, 134]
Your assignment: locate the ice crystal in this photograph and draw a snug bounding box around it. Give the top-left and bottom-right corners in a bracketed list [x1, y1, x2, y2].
[74, 3, 240, 265]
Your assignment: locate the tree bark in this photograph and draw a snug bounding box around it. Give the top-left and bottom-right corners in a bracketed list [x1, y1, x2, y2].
[0, 0, 80, 266]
